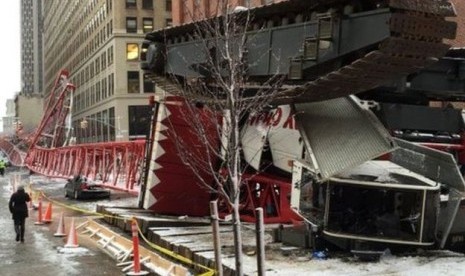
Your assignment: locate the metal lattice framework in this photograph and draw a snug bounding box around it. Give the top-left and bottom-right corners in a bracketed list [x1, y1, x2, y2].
[26, 141, 146, 193]
[0, 138, 26, 166]
[23, 70, 146, 193]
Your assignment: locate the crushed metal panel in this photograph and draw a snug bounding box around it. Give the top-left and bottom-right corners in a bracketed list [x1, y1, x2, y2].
[391, 138, 465, 192]
[240, 115, 269, 171]
[268, 105, 304, 173]
[390, 138, 465, 247]
[440, 189, 462, 248]
[294, 96, 395, 180]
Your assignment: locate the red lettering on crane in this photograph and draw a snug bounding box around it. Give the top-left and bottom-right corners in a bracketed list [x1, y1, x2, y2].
[247, 107, 295, 129]
[261, 112, 274, 126]
[272, 108, 282, 127]
[283, 114, 295, 129]
[249, 114, 260, 125]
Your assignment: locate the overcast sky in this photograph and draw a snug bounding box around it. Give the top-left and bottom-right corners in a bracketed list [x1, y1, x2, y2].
[0, 1, 21, 117]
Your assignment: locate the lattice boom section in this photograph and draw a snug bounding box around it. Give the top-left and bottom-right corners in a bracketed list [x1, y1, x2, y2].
[26, 140, 146, 193]
[0, 138, 26, 167]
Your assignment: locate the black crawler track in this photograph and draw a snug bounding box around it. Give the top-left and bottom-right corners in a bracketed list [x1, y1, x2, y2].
[274, 0, 457, 103]
[143, 0, 457, 104]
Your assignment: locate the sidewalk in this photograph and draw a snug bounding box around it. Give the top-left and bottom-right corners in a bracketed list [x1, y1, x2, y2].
[0, 169, 125, 276]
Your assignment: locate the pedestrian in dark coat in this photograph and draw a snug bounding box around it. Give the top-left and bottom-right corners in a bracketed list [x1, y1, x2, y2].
[9, 186, 31, 242]
[0, 159, 6, 176]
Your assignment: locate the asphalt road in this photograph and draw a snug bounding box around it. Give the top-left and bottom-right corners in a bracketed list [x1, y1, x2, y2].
[0, 168, 133, 276]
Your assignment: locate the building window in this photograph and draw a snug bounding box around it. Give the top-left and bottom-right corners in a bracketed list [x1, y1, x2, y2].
[103, 78, 107, 98]
[143, 18, 153, 33]
[142, 0, 153, 9]
[143, 74, 154, 93]
[101, 52, 106, 69]
[166, 18, 173, 27]
[107, 22, 111, 37]
[108, 46, 114, 65]
[109, 73, 114, 96]
[102, 109, 109, 141]
[126, 0, 137, 8]
[126, 17, 137, 33]
[96, 82, 101, 102]
[109, 107, 115, 140]
[166, 0, 172, 11]
[95, 58, 100, 73]
[127, 43, 139, 60]
[128, 71, 140, 93]
[128, 105, 151, 139]
[89, 64, 94, 79]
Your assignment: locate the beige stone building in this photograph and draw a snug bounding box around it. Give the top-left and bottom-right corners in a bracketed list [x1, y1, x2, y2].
[14, 93, 44, 134]
[171, 0, 287, 25]
[2, 99, 17, 135]
[43, 0, 172, 143]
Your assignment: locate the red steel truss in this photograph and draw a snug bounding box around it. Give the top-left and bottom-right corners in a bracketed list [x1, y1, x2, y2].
[27, 70, 75, 151]
[26, 140, 146, 194]
[142, 96, 299, 223]
[0, 138, 26, 166]
[218, 173, 301, 224]
[12, 69, 147, 193]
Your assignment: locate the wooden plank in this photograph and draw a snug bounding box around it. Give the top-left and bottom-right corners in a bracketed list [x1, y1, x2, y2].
[81, 219, 191, 276]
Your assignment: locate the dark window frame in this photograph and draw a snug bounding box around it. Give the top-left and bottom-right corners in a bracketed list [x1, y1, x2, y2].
[126, 17, 137, 33]
[126, 0, 137, 8]
[142, 17, 154, 33]
[128, 105, 152, 138]
[143, 74, 154, 93]
[142, 0, 154, 9]
[127, 71, 140, 93]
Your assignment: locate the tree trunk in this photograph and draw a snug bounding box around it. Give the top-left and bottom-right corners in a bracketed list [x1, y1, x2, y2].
[210, 201, 223, 276]
[232, 194, 244, 276]
[255, 207, 265, 276]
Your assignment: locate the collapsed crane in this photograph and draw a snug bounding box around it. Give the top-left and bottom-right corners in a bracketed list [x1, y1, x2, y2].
[21, 70, 146, 193]
[140, 0, 465, 254]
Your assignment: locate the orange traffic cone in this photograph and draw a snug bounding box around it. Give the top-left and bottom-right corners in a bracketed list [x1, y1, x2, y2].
[43, 202, 53, 223]
[54, 212, 66, 237]
[126, 219, 149, 276]
[34, 197, 44, 225]
[64, 218, 79, 248]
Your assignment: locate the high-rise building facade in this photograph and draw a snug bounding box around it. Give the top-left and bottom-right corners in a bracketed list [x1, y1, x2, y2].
[43, 0, 172, 143]
[20, 0, 43, 95]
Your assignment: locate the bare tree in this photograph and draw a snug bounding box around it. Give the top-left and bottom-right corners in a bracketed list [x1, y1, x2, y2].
[159, 1, 284, 274]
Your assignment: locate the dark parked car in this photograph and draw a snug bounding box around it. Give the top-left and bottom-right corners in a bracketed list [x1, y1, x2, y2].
[64, 175, 110, 200]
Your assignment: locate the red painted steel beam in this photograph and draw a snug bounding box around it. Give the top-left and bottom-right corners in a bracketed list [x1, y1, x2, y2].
[26, 140, 146, 194]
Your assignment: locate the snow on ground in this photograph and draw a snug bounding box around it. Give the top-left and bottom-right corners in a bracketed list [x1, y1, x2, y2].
[24, 172, 465, 275]
[258, 250, 465, 276]
[28, 174, 138, 212]
[56, 246, 91, 256]
[28, 231, 83, 275]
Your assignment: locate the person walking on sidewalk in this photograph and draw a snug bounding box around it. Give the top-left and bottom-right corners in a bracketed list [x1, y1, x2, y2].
[9, 186, 31, 242]
[0, 159, 6, 177]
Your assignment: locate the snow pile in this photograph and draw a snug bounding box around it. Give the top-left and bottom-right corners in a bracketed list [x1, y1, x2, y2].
[261, 250, 465, 276]
[56, 246, 91, 256]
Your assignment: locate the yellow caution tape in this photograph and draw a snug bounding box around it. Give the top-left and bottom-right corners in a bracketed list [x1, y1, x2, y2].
[28, 184, 216, 276]
[133, 218, 216, 276]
